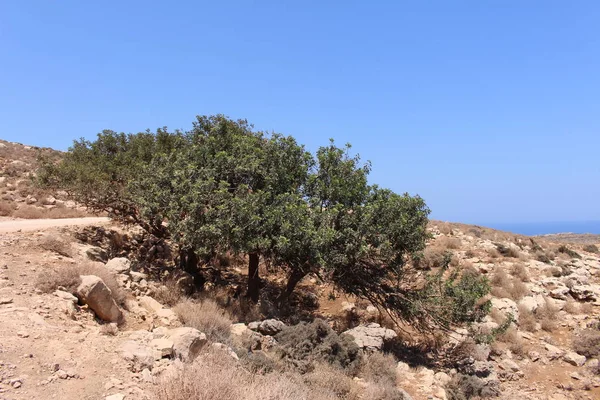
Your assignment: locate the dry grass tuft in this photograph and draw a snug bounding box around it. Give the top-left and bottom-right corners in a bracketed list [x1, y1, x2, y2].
[537, 299, 559, 332]
[0, 202, 15, 216]
[510, 263, 530, 282]
[153, 279, 185, 307]
[498, 327, 526, 357]
[490, 269, 530, 300]
[174, 298, 233, 342]
[40, 236, 73, 257]
[573, 329, 600, 358]
[436, 236, 462, 250]
[517, 304, 537, 332]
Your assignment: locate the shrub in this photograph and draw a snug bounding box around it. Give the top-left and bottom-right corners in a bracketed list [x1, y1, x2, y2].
[583, 244, 599, 254]
[465, 249, 476, 259]
[437, 236, 462, 250]
[274, 319, 361, 373]
[152, 279, 185, 307]
[359, 352, 398, 387]
[155, 347, 336, 400]
[497, 327, 525, 356]
[495, 243, 519, 258]
[414, 247, 447, 269]
[174, 298, 232, 343]
[100, 323, 119, 336]
[446, 374, 500, 399]
[536, 299, 559, 332]
[304, 363, 361, 400]
[510, 263, 529, 282]
[558, 245, 581, 259]
[490, 269, 529, 300]
[39, 236, 73, 257]
[517, 304, 537, 332]
[13, 205, 45, 219]
[0, 202, 15, 216]
[573, 329, 600, 358]
[535, 251, 552, 264]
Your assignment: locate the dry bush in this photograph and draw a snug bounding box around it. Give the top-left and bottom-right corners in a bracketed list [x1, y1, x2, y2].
[46, 205, 87, 218]
[304, 363, 361, 400]
[487, 248, 500, 259]
[535, 251, 553, 264]
[0, 202, 15, 216]
[39, 236, 73, 257]
[517, 304, 537, 332]
[573, 329, 600, 358]
[359, 352, 398, 387]
[437, 222, 454, 235]
[153, 279, 185, 307]
[495, 243, 520, 258]
[464, 249, 476, 259]
[13, 205, 45, 219]
[35, 262, 126, 305]
[583, 244, 599, 254]
[436, 236, 462, 250]
[558, 245, 581, 260]
[580, 303, 594, 315]
[174, 298, 233, 342]
[564, 298, 580, 315]
[445, 373, 500, 399]
[155, 348, 336, 400]
[490, 269, 529, 300]
[545, 266, 563, 278]
[498, 327, 525, 357]
[536, 299, 559, 332]
[510, 263, 529, 282]
[415, 247, 448, 269]
[35, 264, 81, 294]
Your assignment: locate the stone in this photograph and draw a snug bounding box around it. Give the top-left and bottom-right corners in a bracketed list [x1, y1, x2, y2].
[544, 343, 564, 360]
[212, 342, 239, 360]
[150, 338, 174, 358]
[528, 351, 541, 362]
[42, 196, 56, 205]
[490, 298, 519, 322]
[570, 285, 597, 301]
[25, 196, 37, 205]
[17, 330, 29, 338]
[563, 351, 586, 367]
[434, 371, 451, 386]
[550, 287, 570, 300]
[230, 323, 249, 336]
[76, 275, 122, 322]
[53, 290, 77, 304]
[141, 368, 153, 383]
[0, 297, 13, 305]
[342, 323, 397, 351]
[248, 321, 260, 331]
[258, 319, 286, 336]
[502, 359, 520, 372]
[121, 341, 155, 372]
[139, 296, 164, 314]
[86, 247, 108, 263]
[341, 301, 356, 312]
[56, 370, 68, 379]
[105, 394, 125, 400]
[105, 258, 131, 274]
[518, 295, 545, 313]
[167, 327, 207, 362]
[129, 271, 147, 282]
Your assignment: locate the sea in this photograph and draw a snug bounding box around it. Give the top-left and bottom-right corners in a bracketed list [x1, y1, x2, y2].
[483, 221, 600, 236]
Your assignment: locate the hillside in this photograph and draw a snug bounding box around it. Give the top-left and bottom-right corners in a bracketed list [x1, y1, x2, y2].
[0, 139, 88, 219]
[1, 141, 599, 400]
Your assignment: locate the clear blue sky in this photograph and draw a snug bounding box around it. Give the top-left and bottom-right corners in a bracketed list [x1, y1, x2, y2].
[1, 1, 599, 225]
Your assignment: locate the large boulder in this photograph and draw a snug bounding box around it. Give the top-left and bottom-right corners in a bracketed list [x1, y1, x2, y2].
[342, 323, 397, 351]
[76, 275, 122, 322]
[105, 258, 131, 274]
[166, 327, 207, 361]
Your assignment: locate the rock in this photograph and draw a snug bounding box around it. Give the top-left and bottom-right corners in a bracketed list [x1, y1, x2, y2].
[105, 258, 131, 274]
[212, 342, 239, 360]
[258, 319, 286, 336]
[490, 298, 519, 322]
[0, 297, 13, 305]
[76, 275, 122, 322]
[25, 196, 37, 205]
[341, 301, 356, 312]
[141, 368, 153, 383]
[502, 359, 521, 372]
[42, 196, 56, 205]
[230, 323, 249, 336]
[366, 305, 378, 314]
[121, 341, 155, 372]
[563, 351, 586, 367]
[434, 371, 451, 386]
[248, 321, 260, 331]
[56, 370, 68, 379]
[86, 247, 108, 263]
[53, 290, 77, 304]
[139, 296, 164, 314]
[545, 343, 564, 360]
[518, 295, 545, 313]
[150, 338, 174, 358]
[550, 287, 570, 300]
[17, 330, 29, 338]
[570, 285, 597, 301]
[105, 394, 125, 400]
[129, 271, 147, 282]
[342, 323, 397, 351]
[167, 327, 207, 362]
[528, 351, 541, 362]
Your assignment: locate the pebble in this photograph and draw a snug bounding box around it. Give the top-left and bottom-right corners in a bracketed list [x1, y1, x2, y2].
[0, 298, 13, 305]
[16, 331, 29, 338]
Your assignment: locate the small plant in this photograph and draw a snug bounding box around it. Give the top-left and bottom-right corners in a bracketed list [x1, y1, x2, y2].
[174, 298, 232, 343]
[535, 251, 552, 264]
[583, 244, 599, 254]
[558, 245, 581, 259]
[495, 243, 519, 258]
[517, 304, 537, 332]
[510, 263, 529, 282]
[39, 236, 73, 258]
[573, 328, 600, 358]
[536, 299, 559, 332]
[445, 373, 500, 399]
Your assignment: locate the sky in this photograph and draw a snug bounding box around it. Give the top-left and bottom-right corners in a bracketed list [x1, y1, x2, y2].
[1, 1, 599, 225]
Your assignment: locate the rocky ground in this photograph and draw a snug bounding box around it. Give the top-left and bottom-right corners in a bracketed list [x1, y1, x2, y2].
[0, 219, 599, 400]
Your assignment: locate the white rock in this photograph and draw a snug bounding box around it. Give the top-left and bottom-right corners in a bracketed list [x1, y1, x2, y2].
[342, 323, 397, 350]
[105, 394, 125, 400]
[563, 351, 586, 367]
[150, 338, 174, 358]
[230, 323, 249, 336]
[105, 258, 131, 274]
[167, 327, 207, 362]
[76, 275, 122, 322]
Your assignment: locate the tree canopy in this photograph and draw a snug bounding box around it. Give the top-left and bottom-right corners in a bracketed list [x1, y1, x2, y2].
[39, 114, 490, 333]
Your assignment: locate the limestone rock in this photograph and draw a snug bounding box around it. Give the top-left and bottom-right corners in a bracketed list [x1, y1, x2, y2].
[167, 327, 207, 362]
[76, 275, 122, 322]
[86, 247, 108, 263]
[563, 351, 586, 367]
[230, 323, 250, 336]
[105, 258, 131, 274]
[150, 338, 174, 358]
[258, 319, 286, 336]
[342, 323, 397, 350]
[121, 341, 154, 372]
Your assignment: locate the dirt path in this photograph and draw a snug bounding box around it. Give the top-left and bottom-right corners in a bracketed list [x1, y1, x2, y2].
[0, 217, 110, 233]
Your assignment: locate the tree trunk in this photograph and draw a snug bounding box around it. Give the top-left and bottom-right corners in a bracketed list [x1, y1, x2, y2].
[247, 252, 260, 303]
[277, 268, 307, 308]
[179, 248, 199, 275]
